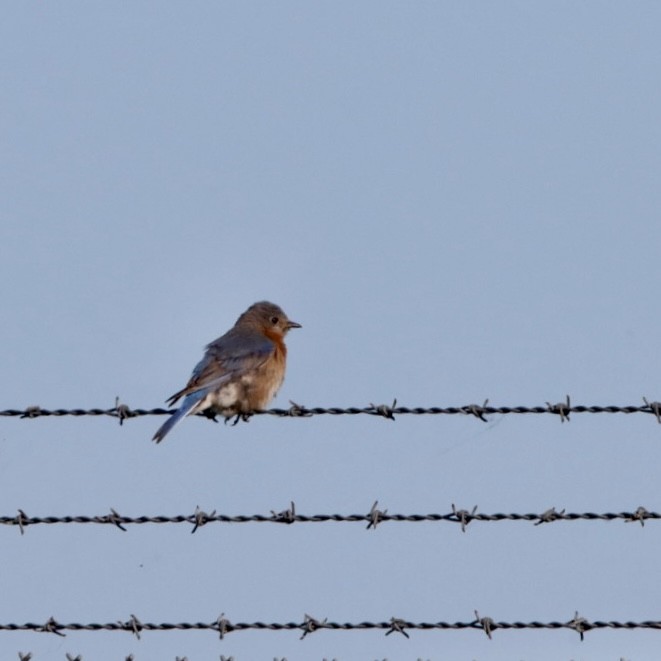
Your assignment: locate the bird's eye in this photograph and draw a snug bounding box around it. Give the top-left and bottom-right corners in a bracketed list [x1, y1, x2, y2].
[270, 316, 279, 325]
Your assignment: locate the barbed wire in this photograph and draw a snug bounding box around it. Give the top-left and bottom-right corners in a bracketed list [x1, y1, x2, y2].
[2, 503, 656, 534]
[16, 656, 240, 661]
[2, 611, 661, 640]
[12, 652, 245, 661]
[16, 656, 238, 661]
[2, 395, 661, 424]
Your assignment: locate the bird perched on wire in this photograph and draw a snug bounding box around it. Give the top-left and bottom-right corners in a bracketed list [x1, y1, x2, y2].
[153, 301, 301, 443]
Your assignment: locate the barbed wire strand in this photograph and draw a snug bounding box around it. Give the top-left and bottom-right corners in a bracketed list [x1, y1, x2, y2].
[3, 612, 661, 639]
[3, 395, 661, 423]
[17, 656, 241, 661]
[17, 656, 242, 661]
[1, 505, 656, 534]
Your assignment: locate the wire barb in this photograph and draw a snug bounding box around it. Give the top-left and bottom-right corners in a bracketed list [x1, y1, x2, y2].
[385, 617, 410, 638]
[287, 400, 312, 417]
[546, 395, 571, 422]
[366, 500, 387, 530]
[15, 509, 28, 535]
[451, 504, 478, 532]
[626, 506, 650, 527]
[215, 613, 232, 640]
[474, 610, 495, 639]
[534, 507, 565, 526]
[568, 611, 589, 641]
[300, 614, 328, 639]
[463, 399, 490, 422]
[106, 508, 127, 532]
[40, 617, 65, 637]
[271, 502, 296, 524]
[643, 397, 661, 424]
[113, 396, 133, 426]
[19, 406, 42, 419]
[191, 506, 217, 534]
[386, 617, 410, 638]
[125, 614, 143, 640]
[368, 399, 397, 420]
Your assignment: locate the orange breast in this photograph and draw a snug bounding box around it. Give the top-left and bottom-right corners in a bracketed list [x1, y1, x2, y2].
[245, 329, 288, 410]
[263, 329, 288, 362]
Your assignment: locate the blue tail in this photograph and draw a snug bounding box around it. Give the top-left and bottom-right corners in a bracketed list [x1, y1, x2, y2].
[152, 391, 206, 443]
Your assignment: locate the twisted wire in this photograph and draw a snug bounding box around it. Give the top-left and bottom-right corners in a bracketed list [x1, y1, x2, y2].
[2, 614, 661, 638]
[2, 396, 661, 422]
[2, 506, 656, 533]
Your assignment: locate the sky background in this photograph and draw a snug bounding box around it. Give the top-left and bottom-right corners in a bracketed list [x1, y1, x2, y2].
[2, 2, 661, 660]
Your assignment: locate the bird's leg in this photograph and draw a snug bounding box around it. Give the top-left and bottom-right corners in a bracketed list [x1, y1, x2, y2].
[201, 409, 219, 424]
[224, 412, 253, 426]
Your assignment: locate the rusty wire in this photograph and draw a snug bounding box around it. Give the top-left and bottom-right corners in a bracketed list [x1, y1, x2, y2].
[2, 395, 661, 422]
[2, 613, 661, 639]
[1, 506, 657, 534]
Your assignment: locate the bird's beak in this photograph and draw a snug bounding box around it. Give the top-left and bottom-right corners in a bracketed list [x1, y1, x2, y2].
[287, 320, 302, 329]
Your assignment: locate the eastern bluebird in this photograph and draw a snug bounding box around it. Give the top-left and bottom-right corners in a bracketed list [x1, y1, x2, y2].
[152, 301, 301, 443]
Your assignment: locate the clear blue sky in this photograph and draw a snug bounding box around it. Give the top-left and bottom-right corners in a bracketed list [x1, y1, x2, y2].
[2, 2, 661, 659]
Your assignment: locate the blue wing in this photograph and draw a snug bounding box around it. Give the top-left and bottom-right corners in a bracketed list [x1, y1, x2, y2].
[152, 329, 275, 443]
[167, 330, 275, 404]
[152, 390, 207, 443]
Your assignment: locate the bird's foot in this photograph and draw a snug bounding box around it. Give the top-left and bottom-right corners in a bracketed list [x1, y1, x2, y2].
[201, 409, 219, 424]
[224, 412, 253, 426]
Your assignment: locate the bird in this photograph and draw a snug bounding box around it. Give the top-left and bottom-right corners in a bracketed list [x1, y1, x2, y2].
[152, 301, 301, 443]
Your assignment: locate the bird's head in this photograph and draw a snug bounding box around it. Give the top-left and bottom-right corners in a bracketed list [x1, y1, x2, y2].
[237, 301, 302, 338]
